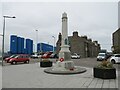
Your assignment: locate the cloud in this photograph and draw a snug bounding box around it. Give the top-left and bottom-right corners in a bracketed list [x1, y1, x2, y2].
[1, 2, 118, 52]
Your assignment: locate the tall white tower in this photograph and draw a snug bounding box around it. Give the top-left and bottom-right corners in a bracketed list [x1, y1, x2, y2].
[59, 12, 71, 61]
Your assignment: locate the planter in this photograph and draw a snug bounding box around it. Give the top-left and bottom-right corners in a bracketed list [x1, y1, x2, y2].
[93, 67, 116, 79]
[40, 61, 52, 67]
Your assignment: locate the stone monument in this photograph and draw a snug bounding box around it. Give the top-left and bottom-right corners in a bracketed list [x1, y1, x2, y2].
[44, 12, 86, 74]
[59, 12, 71, 61]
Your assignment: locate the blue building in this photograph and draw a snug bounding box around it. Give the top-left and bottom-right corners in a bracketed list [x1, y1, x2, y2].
[21, 37, 25, 54]
[23, 48, 27, 54]
[37, 43, 53, 53]
[10, 35, 18, 54]
[10, 35, 33, 55]
[26, 39, 33, 54]
[17, 37, 22, 54]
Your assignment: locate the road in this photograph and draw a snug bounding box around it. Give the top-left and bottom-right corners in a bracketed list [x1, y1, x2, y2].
[1, 57, 119, 69]
[72, 58, 119, 69]
[0, 58, 100, 67]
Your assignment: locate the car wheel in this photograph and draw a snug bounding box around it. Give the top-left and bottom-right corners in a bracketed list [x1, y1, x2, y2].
[26, 60, 29, 64]
[24, 60, 29, 64]
[11, 61, 17, 65]
[111, 59, 115, 64]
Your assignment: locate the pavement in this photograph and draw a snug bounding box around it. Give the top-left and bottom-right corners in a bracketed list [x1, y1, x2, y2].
[0, 66, 2, 90]
[2, 58, 119, 89]
[0, 59, 2, 90]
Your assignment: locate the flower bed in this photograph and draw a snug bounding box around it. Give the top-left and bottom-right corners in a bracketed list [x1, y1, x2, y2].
[93, 60, 116, 79]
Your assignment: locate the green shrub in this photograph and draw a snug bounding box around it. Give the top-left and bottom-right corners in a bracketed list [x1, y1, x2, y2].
[42, 59, 50, 62]
[96, 60, 114, 69]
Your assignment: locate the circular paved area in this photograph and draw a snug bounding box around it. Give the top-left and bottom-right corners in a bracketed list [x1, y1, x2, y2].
[44, 66, 87, 75]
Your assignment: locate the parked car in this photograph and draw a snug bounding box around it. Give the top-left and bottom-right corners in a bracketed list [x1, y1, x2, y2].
[106, 52, 113, 60]
[71, 53, 80, 59]
[3, 53, 11, 60]
[50, 53, 58, 58]
[5, 54, 17, 63]
[106, 54, 113, 60]
[8, 54, 30, 64]
[31, 54, 39, 59]
[110, 54, 120, 64]
[97, 53, 107, 61]
[41, 52, 53, 58]
[37, 53, 44, 58]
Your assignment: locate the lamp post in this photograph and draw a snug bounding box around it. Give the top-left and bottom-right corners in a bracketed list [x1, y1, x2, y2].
[2, 16, 16, 66]
[0, 34, 3, 36]
[52, 36, 55, 52]
[35, 30, 38, 53]
[33, 43, 35, 53]
[40, 43, 42, 54]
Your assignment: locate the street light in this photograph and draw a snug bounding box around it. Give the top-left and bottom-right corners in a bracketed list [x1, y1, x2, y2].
[52, 36, 55, 52]
[33, 43, 35, 53]
[35, 30, 38, 53]
[2, 15, 16, 66]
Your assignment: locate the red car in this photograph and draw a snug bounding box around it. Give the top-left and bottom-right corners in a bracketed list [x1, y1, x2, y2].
[8, 54, 30, 64]
[41, 52, 53, 58]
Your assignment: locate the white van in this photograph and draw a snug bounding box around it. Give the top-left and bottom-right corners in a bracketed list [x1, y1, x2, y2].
[97, 53, 106, 61]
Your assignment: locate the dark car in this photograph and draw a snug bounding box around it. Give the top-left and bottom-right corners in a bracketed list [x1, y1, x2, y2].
[3, 53, 11, 60]
[8, 54, 30, 64]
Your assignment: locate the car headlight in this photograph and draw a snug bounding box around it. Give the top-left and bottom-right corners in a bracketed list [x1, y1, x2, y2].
[9, 59, 13, 62]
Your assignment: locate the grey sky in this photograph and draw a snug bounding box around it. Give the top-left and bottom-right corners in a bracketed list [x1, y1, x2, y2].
[0, 1, 118, 52]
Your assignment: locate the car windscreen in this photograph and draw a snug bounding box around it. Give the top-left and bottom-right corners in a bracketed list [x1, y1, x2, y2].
[98, 54, 105, 56]
[115, 55, 120, 57]
[14, 55, 19, 58]
[10, 55, 16, 58]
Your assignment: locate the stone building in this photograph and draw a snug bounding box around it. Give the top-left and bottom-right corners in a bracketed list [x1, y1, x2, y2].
[56, 31, 101, 58]
[112, 28, 120, 54]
